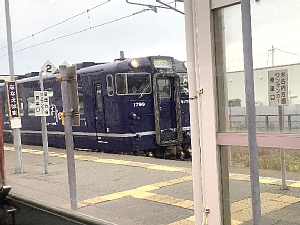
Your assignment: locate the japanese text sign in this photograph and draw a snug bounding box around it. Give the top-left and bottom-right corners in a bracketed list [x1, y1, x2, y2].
[34, 91, 50, 116]
[268, 69, 289, 106]
[6, 81, 20, 120]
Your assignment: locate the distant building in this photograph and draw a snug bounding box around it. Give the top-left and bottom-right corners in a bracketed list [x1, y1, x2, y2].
[0, 75, 10, 82]
[0, 75, 24, 82]
[227, 63, 300, 106]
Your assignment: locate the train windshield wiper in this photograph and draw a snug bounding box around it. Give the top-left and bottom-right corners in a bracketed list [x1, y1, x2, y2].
[139, 83, 149, 98]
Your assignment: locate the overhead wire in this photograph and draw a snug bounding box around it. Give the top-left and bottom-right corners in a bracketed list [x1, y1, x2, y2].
[1, 8, 153, 57]
[0, 0, 110, 50]
[274, 47, 300, 56]
[227, 43, 300, 65]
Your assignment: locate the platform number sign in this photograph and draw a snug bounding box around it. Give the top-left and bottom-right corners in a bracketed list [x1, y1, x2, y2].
[34, 91, 50, 116]
[268, 69, 289, 106]
[6, 81, 20, 119]
[41, 60, 57, 76]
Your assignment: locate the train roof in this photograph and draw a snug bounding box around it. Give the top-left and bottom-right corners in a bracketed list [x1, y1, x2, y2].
[0, 56, 187, 86]
[77, 56, 187, 75]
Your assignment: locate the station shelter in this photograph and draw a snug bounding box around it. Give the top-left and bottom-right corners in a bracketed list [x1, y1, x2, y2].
[184, 0, 300, 224]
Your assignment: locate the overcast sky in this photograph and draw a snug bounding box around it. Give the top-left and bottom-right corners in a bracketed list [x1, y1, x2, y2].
[224, 0, 300, 72]
[0, 0, 186, 75]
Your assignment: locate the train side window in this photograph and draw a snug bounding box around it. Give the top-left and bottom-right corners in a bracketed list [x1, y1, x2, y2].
[78, 86, 84, 115]
[106, 74, 114, 96]
[18, 98, 24, 116]
[95, 84, 103, 111]
[116, 74, 127, 94]
[4, 100, 8, 117]
[27, 97, 35, 116]
[127, 73, 151, 94]
[44, 88, 53, 97]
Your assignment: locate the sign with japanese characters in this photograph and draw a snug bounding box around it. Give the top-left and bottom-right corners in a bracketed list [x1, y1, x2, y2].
[34, 91, 50, 116]
[268, 69, 289, 106]
[6, 81, 20, 120]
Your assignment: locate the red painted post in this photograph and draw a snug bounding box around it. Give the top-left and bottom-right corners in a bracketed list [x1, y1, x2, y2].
[0, 95, 6, 186]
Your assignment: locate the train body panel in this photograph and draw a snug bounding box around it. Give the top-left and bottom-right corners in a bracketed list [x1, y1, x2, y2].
[1, 56, 191, 158]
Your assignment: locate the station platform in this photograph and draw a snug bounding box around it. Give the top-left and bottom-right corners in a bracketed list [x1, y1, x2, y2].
[3, 143, 300, 225]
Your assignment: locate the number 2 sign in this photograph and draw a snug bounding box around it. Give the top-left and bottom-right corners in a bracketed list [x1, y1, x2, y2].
[41, 60, 57, 76]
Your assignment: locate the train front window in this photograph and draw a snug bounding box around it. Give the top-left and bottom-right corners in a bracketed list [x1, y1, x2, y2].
[116, 73, 151, 95]
[157, 78, 170, 98]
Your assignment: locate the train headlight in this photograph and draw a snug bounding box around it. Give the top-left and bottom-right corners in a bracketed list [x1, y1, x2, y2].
[130, 59, 140, 68]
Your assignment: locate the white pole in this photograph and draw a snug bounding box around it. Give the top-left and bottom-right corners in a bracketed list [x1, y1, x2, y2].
[183, 1, 203, 224]
[4, 0, 23, 174]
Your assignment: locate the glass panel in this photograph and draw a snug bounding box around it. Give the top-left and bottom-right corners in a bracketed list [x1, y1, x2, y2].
[106, 74, 114, 96]
[27, 96, 35, 116]
[116, 73, 126, 94]
[45, 88, 53, 97]
[127, 73, 151, 95]
[179, 73, 189, 94]
[18, 97, 24, 116]
[95, 84, 103, 111]
[228, 146, 300, 224]
[157, 78, 170, 98]
[215, 2, 300, 224]
[215, 0, 300, 133]
[4, 100, 8, 117]
[78, 86, 84, 115]
[116, 73, 151, 95]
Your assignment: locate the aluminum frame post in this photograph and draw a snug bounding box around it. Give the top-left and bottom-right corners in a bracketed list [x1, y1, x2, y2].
[241, 0, 262, 224]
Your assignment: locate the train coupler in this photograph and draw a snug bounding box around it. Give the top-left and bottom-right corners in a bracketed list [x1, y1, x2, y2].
[164, 145, 185, 160]
[0, 186, 16, 225]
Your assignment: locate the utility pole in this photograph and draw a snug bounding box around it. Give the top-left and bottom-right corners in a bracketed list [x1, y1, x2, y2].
[183, 1, 203, 224]
[57, 65, 79, 211]
[4, 0, 23, 174]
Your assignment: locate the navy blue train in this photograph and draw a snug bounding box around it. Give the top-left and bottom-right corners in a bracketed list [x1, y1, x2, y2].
[1, 55, 191, 159]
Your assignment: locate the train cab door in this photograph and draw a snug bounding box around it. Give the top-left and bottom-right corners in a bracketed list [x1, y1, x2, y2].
[94, 83, 106, 135]
[153, 73, 182, 146]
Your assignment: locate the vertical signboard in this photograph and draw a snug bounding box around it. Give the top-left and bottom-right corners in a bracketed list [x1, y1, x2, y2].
[34, 91, 50, 116]
[268, 69, 289, 106]
[6, 81, 20, 119]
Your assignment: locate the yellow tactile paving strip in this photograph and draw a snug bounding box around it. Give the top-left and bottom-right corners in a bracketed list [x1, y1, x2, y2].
[4, 146, 192, 174]
[4, 146, 300, 225]
[76, 175, 194, 209]
[229, 173, 300, 187]
[231, 192, 300, 223]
